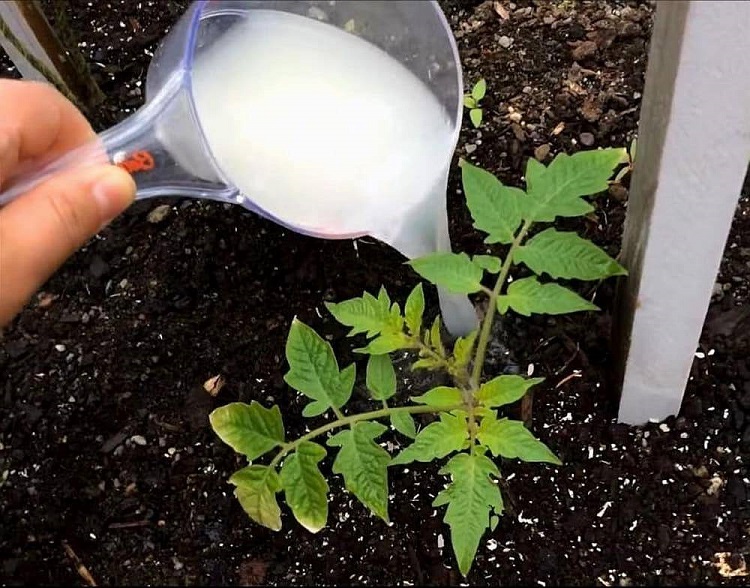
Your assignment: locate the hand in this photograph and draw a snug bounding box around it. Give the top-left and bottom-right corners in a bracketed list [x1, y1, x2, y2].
[0, 80, 135, 327]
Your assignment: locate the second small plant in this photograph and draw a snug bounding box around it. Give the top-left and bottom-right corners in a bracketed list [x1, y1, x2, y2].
[464, 78, 486, 128]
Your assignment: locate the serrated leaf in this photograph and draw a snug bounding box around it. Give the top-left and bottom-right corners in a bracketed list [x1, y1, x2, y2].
[408, 252, 484, 294]
[472, 255, 502, 273]
[524, 148, 627, 222]
[472, 78, 487, 101]
[325, 288, 401, 338]
[285, 320, 354, 416]
[475, 407, 497, 420]
[404, 283, 425, 336]
[327, 422, 390, 522]
[461, 160, 525, 244]
[390, 412, 469, 466]
[497, 277, 598, 316]
[366, 354, 396, 401]
[476, 375, 544, 408]
[463, 95, 477, 109]
[391, 411, 417, 438]
[411, 386, 463, 407]
[432, 453, 503, 576]
[430, 316, 446, 357]
[478, 418, 561, 464]
[229, 465, 282, 531]
[355, 331, 411, 354]
[514, 228, 627, 280]
[209, 402, 285, 461]
[280, 441, 329, 533]
[452, 329, 478, 370]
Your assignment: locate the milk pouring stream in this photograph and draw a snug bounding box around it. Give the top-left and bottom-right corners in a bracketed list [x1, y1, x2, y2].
[176, 10, 478, 334]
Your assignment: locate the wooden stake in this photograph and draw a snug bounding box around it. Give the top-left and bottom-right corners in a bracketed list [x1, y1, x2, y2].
[0, 1, 102, 111]
[613, 1, 750, 424]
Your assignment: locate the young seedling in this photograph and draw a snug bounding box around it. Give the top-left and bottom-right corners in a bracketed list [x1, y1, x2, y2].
[464, 78, 487, 128]
[612, 137, 637, 184]
[210, 147, 629, 577]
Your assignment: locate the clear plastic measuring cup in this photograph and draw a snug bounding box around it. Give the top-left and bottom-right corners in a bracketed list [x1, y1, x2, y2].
[0, 0, 478, 335]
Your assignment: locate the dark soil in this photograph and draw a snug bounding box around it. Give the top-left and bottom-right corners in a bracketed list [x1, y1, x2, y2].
[2, 0, 749, 585]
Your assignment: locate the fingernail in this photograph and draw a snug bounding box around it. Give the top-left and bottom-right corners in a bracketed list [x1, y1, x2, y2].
[92, 167, 136, 229]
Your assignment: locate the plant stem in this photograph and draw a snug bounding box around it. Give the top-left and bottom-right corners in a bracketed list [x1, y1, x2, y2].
[462, 384, 478, 446]
[270, 403, 464, 468]
[470, 220, 533, 388]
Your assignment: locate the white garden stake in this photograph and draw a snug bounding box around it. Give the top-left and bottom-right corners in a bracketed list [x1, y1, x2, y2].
[615, 0, 750, 424]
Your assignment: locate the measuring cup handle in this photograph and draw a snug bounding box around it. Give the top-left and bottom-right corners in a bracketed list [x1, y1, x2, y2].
[0, 98, 164, 208]
[0, 137, 110, 206]
[0, 77, 237, 207]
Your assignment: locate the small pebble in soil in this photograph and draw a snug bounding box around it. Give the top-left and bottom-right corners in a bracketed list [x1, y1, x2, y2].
[579, 132, 595, 146]
[534, 143, 551, 161]
[499, 35, 513, 48]
[131, 435, 147, 446]
[147, 204, 172, 224]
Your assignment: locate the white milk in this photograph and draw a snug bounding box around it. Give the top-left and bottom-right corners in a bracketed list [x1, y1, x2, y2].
[189, 10, 478, 334]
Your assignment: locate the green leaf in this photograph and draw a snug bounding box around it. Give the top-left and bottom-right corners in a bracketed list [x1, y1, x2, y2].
[463, 95, 477, 109]
[460, 160, 526, 245]
[327, 421, 391, 522]
[433, 453, 503, 576]
[430, 316, 446, 357]
[412, 357, 442, 371]
[209, 402, 285, 461]
[285, 319, 355, 416]
[524, 148, 628, 222]
[229, 465, 283, 531]
[408, 252, 484, 294]
[410, 386, 463, 408]
[478, 417, 561, 464]
[472, 255, 502, 273]
[514, 229, 627, 280]
[476, 375, 544, 408]
[629, 137, 637, 162]
[404, 283, 425, 336]
[497, 276, 598, 316]
[391, 411, 417, 438]
[325, 288, 402, 338]
[452, 329, 478, 370]
[390, 412, 469, 466]
[355, 331, 411, 355]
[472, 78, 487, 101]
[469, 108, 483, 128]
[280, 441, 329, 533]
[366, 354, 397, 401]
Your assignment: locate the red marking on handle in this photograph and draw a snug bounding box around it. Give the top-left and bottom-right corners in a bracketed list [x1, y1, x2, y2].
[116, 150, 155, 174]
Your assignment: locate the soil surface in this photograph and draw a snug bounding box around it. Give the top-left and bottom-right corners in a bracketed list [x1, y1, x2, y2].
[2, 0, 750, 585]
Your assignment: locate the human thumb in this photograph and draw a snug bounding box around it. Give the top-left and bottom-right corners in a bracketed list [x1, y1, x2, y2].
[0, 164, 135, 322]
